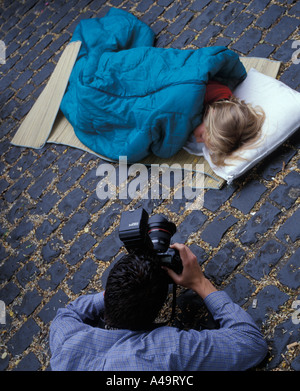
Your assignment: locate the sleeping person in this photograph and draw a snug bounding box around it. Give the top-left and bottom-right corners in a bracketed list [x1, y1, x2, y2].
[192, 81, 265, 166]
[62, 7, 257, 163]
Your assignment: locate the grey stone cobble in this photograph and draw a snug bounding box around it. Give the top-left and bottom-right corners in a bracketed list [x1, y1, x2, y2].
[6, 218, 34, 248]
[0, 282, 20, 306]
[259, 146, 297, 180]
[41, 238, 63, 264]
[0, 0, 299, 372]
[60, 210, 90, 241]
[231, 180, 267, 214]
[91, 203, 123, 237]
[16, 261, 40, 288]
[247, 285, 290, 327]
[58, 188, 87, 217]
[14, 289, 43, 318]
[167, 11, 193, 35]
[266, 317, 300, 370]
[245, 0, 271, 14]
[7, 198, 29, 223]
[38, 289, 69, 324]
[231, 28, 262, 54]
[203, 184, 237, 212]
[6, 318, 41, 356]
[224, 274, 255, 307]
[277, 248, 300, 290]
[238, 202, 281, 245]
[244, 239, 286, 280]
[65, 234, 97, 266]
[269, 171, 300, 209]
[171, 29, 197, 48]
[223, 12, 254, 38]
[204, 242, 246, 285]
[276, 208, 300, 244]
[264, 16, 299, 45]
[190, 2, 223, 31]
[201, 211, 238, 247]
[94, 230, 123, 262]
[193, 24, 222, 48]
[4, 176, 32, 203]
[172, 209, 207, 243]
[291, 356, 300, 371]
[256, 4, 285, 29]
[35, 214, 61, 241]
[274, 40, 297, 63]
[0, 255, 21, 283]
[38, 261, 68, 291]
[56, 166, 84, 192]
[67, 258, 98, 294]
[33, 191, 61, 215]
[13, 351, 42, 371]
[214, 2, 245, 25]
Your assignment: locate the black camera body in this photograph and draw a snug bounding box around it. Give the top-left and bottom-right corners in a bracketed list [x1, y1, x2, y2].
[119, 208, 183, 275]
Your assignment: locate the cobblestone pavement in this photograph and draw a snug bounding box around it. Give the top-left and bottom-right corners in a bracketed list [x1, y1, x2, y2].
[0, 0, 300, 371]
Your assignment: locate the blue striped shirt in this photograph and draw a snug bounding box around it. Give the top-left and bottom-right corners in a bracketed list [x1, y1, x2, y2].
[49, 291, 267, 371]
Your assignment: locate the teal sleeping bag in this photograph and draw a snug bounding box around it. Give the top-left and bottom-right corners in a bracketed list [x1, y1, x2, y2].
[61, 7, 247, 163]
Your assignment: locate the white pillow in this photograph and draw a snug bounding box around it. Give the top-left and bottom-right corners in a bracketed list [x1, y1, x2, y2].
[202, 68, 300, 184]
[183, 133, 204, 156]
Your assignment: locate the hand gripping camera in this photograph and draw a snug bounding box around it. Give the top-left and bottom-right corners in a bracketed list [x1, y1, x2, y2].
[118, 207, 183, 275]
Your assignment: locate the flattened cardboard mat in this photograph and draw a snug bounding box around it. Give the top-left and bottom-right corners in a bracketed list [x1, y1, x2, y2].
[11, 41, 281, 189]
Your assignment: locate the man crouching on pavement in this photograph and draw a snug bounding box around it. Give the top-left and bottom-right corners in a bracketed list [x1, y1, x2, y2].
[49, 242, 268, 371]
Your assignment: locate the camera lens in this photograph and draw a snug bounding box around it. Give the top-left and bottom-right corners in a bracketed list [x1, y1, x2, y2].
[148, 215, 176, 253]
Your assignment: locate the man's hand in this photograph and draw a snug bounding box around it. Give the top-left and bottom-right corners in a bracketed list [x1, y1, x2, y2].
[163, 243, 217, 299]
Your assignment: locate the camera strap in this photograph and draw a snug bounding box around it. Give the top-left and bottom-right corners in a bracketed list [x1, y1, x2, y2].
[153, 283, 177, 329]
[171, 283, 177, 321]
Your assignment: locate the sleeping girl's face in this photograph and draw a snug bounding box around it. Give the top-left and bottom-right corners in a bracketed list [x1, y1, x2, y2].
[193, 122, 207, 144]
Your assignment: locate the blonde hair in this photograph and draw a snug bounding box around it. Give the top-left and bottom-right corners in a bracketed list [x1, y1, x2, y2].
[203, 97, 265, 166]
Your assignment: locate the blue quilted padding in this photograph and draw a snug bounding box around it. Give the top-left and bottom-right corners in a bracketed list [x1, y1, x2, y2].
[61, 8, 246, 162]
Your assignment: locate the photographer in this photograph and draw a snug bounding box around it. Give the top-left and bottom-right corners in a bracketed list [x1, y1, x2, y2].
[49, 243, 268, 371]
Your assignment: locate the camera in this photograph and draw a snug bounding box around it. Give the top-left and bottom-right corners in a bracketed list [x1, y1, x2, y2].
[118, 208, 183, 275]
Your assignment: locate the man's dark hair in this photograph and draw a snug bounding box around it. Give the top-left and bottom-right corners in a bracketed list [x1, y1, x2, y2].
[104, 253, 169, 331]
